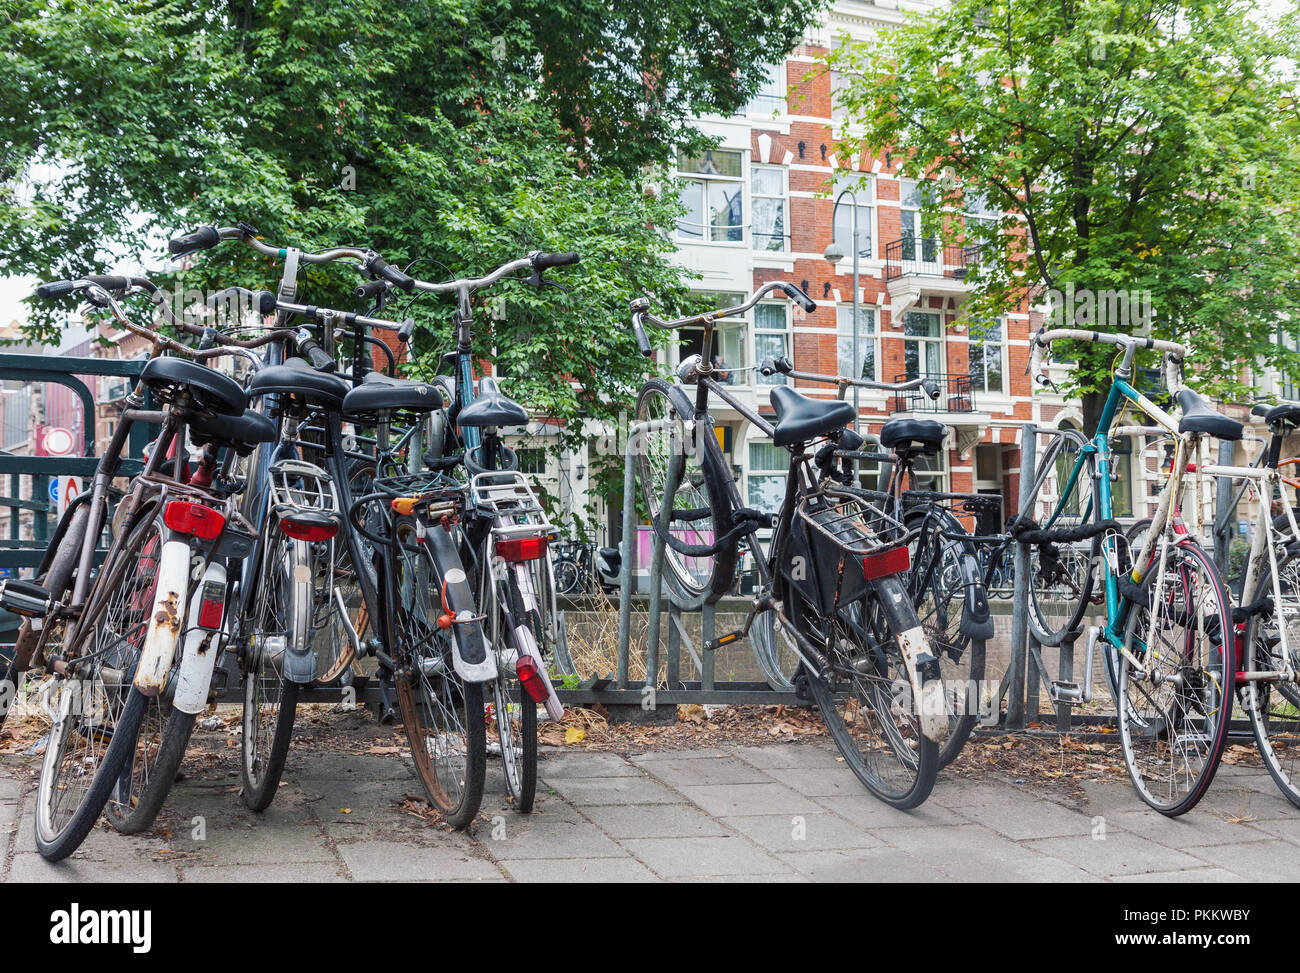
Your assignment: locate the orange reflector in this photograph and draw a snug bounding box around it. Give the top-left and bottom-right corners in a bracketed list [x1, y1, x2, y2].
[497, 535, 547, 562]
[862, 545, 910, 580]
[164, 501, 226, 540]
[391, 496, 419, 516]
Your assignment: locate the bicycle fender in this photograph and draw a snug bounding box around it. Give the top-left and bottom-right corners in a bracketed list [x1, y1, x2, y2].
[959, 582, 995, 641]
[173, 560, 226, 714]
[872, 574, 950, 744]
[135, 539, 191, 696]
[426, 527, 497, 683]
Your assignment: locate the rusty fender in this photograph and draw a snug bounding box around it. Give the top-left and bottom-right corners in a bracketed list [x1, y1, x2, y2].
[135, 539, 192, 696]
[870, 573, 950, 745]
[173, 560, 226, 714]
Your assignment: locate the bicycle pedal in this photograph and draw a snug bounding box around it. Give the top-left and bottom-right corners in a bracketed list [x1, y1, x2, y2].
[0, 579, 51, 619]
[704, 631, 743, 651]
[1049, 680, 1081, 703]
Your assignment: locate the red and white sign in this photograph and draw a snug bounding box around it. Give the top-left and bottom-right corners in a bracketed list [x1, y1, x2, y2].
[35, 425, 76, 457]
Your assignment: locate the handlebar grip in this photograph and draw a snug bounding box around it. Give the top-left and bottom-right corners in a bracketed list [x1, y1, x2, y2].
[295, 329, 336, 372]
[35, 280, 76, 300]
[921, 379, 941, 401]
[532, 251, 581, 270]
[781, 282, 816, 313]
[207, 287, 277, 316]
[354, 279, 390, 300]
[168, 225, 221, 257]
[632, 313, 653, 358]
[367, 254, 415, 292]
[397, 319, 415, 344]
[84, 275, 132, 292]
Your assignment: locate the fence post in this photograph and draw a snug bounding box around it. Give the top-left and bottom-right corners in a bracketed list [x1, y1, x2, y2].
[1213, 437, 1236, 574]
[1006, 423, 1036, 729]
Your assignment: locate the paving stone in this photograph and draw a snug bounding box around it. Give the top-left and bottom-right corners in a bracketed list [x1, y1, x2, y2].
[1103, 808, 1273, 848]
[9, 852, 177, 883]
[181, 862, 347, 882]
[951, 789, 1103, 840]
[1114, 867, 1244, 883]
[720, 813, 882, 853]
[1024, 832, 1205, 879]
[480, 819, 628, 860]
[170, 817, 334, 866]
[641, 757, 773, 787]
[579, 802, 734, 839]
[764, 766, 879, 798]
[0, 777, 23, 801]
[633, 748, 738, 762]
[731, 743, 846, 770]
[620, 835, 790, 878]
[1235, 814, 1300, 845]
[499, 857, 660, 882]
[677, 782, 821, 817]
[814, 792, 967, 830]
[297, 778, 410, 824]
[290, 753, 417, 782]
[1194, 787, 1300, 821]
[777, 848, 948, 882]
[1181, 839, 1300, 881]
[335, 841, 503, 881]
[544, 775, 684, 806]
[537, 752, 642, 778]
[882, 823, 1096, 882]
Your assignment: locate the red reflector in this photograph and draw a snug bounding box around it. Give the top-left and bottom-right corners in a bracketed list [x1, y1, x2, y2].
[198, 599, 224, 630]
[515, 654, 549, 704]
[280, 519, 339, 541]
[497, 535, 547, 562]
[164, 501, 225, 540]
[862, 545, 910, 580]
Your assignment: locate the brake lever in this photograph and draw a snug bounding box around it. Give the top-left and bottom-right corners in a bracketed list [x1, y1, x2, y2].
[526, 271, 570, 293]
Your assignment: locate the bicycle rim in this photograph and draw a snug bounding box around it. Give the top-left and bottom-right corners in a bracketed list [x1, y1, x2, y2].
[1242, 551, 1300, 807]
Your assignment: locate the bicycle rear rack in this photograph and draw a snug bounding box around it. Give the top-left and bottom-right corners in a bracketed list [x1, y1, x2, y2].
[797, 484, 912, 557]
[470, 470, 557, 540]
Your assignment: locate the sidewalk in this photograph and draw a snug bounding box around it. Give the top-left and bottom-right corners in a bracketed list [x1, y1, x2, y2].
[3, 739, 1296, 882]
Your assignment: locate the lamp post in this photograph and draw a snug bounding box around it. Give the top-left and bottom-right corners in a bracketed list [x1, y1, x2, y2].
[824, 188, 862, 432]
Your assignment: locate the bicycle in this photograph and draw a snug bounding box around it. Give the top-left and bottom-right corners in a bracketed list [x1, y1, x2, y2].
[759, 354, 995, 767]
[629, 283, 950, 808]
[18, 272, 282, 860]
[1026, 327, 1241, 815]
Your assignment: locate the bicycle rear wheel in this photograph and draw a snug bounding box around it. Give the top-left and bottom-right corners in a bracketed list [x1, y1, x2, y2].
[905, 506, 985, 768]
[634, 378, 736, 606]
[790, 582, 938, 809]
[1026, 435, 1098, 646]
[34, 508, 162, 861]
[1119, 538, 1234, 815]
[393, 519, 486, 829]
[480, 551, 539, 812]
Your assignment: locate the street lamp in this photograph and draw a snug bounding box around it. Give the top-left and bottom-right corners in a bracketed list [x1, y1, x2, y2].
[825, 188, 862, 432]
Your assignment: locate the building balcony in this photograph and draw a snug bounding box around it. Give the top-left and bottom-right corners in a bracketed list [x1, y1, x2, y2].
[883, 237, 983, 319]
[889, 371, 991, 457]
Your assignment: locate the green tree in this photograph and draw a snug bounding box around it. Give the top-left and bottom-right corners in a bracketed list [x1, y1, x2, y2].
[0, 0, 817, 533]
[827, 0, 1300, 432]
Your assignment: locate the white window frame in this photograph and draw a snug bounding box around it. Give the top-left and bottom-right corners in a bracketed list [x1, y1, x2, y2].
[754, 302, 790, 385]
[751, 164, 788, 253]
[902, 310, 944, 381]
[832, 172, 874, 262]
[677, 291, 748, 385]
[744, 63, 786, 119]
[747, 440, 788, 513]
[969, 318, 1007, 395]
[836, 305, 879, 382]
[899, 178, 937, 262]
[676, 150, 746, 245]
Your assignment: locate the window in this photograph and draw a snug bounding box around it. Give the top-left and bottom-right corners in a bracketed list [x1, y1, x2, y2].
[751, 165, 788, 252]
[748, 442, 787, 513]
[681, 292, 746, 383]
[677, 150, 744, 243]
[836, 306, 878, 381]
[900, 178, 937, 262]
[964, 188, 1000, 234]
[516, 448, 547, 476]
[754, 304, 789, 385]
[969, 319, 1005, 394]
[830, 70, 850, 124]
[832, 172, 873, 260]
[744, 63, 785, 118]
[903, 311, 944, 380]
[914, 449, 948, 492]
[1277, 329, 1300, 400]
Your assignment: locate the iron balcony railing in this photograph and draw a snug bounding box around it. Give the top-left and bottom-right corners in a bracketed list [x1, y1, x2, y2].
[883, 237, 983, 282]
[889, 372, 977, 414]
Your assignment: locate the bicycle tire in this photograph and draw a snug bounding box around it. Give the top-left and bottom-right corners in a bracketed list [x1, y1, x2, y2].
[1026, 435, 1098, 646]
[480, 550, 539, 812]
[633, 377, 736, 607]
[905, 506, 985, 768]
[554, 557, 582, 596]
[1119, 538, 1234, 816]
[106, 704, 195, 834]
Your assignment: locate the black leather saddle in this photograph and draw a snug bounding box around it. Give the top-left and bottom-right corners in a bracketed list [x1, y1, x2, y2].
[1257, 401, 1300, 426]
[190, 408, 278, 456]
[879, 418, 946, 454]
[141, 357, 246, 417]
[457, 377, 528, 429]
[342, 371, 446, 416]
[1176, 389, 1242, 441]
[247, 358, 352, 410]
[769, 386, 855, 447]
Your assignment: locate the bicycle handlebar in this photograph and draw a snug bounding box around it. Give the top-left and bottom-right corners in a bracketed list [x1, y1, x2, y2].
[758, 355, 942, 398]
[1028, 328, 1187, 396]
[630, 281, 818, 359]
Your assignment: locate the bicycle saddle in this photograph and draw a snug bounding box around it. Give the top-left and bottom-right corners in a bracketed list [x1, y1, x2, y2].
[341, 370, 446, 416]
[768, 386, 855, 447]
[1176, 389, 1242, 441]
[247, 357, 352, 409]
[1259, 401, 1300, 427]
[457, 377, 528, 429]
[190, 408, 278, 456]
[879, 418, 947, 454]
[141, 357, 246, 417]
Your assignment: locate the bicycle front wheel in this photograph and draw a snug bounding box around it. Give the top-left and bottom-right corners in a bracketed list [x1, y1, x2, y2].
[634, 378, 736, 606]
[1026, 436, 1098, 646]
[1119, 538, 1234, 816]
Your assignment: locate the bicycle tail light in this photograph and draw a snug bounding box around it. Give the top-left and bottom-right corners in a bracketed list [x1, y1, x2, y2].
[862, 545, 910, 581]
[164, 500, 226, 540]
[279, 511, 340, 542]
[515, 654, 550, 704]
[497, 535, 548, 562]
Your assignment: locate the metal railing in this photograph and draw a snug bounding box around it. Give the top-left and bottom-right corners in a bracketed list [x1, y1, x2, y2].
[883, 237, 983, 281]
[889, 372, 976, 414]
